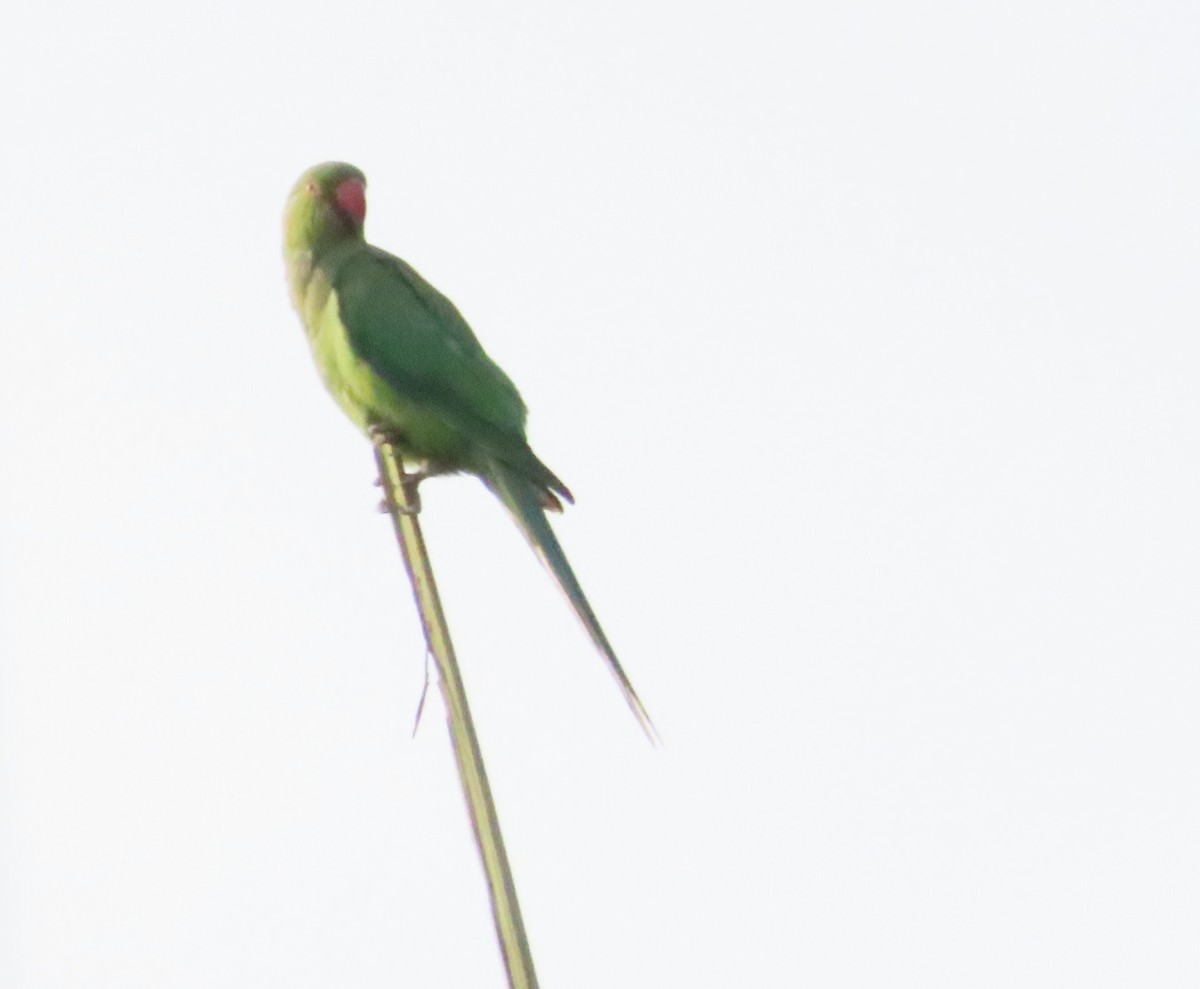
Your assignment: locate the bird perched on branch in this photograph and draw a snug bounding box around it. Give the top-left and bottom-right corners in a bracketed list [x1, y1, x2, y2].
[283, 161, 654, 738]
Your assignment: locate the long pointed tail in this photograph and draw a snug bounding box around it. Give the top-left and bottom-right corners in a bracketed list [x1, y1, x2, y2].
[484, 460, 658, 742]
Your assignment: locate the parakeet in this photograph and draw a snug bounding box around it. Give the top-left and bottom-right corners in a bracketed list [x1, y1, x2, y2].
[283, 162, 654, 738]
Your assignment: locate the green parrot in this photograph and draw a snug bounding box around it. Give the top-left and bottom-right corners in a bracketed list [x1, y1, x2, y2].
[283, 161, 654, 738]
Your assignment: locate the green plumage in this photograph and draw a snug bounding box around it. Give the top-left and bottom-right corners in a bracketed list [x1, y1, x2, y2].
[284, 162, 654, 737]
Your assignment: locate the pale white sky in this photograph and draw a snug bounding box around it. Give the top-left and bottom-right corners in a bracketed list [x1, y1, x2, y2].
[2, 1, 1198, 986]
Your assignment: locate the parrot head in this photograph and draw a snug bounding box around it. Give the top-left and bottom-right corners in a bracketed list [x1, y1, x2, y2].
[284, 161, 368, 255]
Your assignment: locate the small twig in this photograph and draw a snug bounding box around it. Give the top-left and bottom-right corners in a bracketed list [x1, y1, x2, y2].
[411, 649, 432, 739]
[373, 442, 539, 989]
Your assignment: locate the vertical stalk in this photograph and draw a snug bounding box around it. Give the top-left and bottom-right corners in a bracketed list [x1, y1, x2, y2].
[373, 442, 538, 989]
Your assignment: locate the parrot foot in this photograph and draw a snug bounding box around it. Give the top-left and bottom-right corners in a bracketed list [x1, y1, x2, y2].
[376, 475, 424, 516]
[367, 423, 407, 449]
[398, 477, 424, 515]
[379, 487, 427, 518]
[368, 423, 426, 513]
[399, 467, 434, 486]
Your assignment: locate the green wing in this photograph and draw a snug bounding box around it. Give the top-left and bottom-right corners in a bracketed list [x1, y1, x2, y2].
[333, 246, 572, 501]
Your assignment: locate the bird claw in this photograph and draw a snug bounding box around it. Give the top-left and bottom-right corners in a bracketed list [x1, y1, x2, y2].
[400, 467, 433, 486]
[378, 496, 420, 516]
[368, 423, 425, 513]
[398, 478, 423, 515]
[376, 475, 423, 516]
[367, 424, 406, 449]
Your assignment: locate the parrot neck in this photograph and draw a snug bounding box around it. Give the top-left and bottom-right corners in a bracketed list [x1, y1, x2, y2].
[283, 246, 314, 313]
[286, 221, 361, 256]
[284, 237, 366, 314]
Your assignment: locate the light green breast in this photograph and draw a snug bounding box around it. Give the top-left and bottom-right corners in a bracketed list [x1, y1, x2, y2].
[304, 278, 469, 464]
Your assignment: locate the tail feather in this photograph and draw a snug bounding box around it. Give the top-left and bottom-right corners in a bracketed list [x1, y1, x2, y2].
[483, 460, 658, 742]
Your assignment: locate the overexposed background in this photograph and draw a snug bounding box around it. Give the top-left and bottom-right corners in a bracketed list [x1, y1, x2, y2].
[2, 2, 1197, 986]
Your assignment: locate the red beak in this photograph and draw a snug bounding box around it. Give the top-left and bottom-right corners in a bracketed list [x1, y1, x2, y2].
[335, 178, 366, 226]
